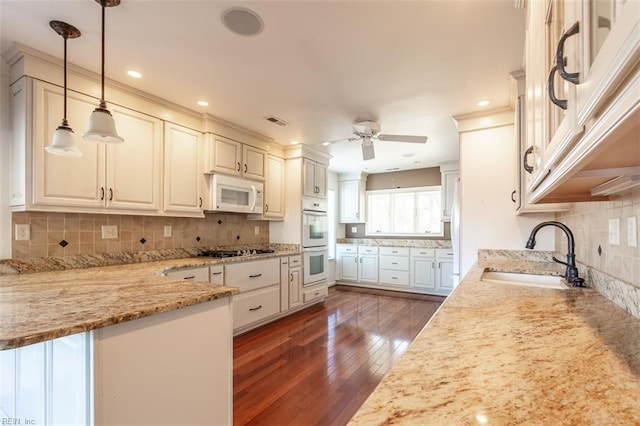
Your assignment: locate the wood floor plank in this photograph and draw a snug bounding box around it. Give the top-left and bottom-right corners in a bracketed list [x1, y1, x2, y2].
[233, 286, 444, 425]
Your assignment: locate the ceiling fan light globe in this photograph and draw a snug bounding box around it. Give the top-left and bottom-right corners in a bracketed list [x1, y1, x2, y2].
[83, 108, 124, 143]
[46, 126, 82, 157]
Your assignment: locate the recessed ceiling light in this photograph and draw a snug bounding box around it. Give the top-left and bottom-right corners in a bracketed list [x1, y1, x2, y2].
[477, 99, 491, 107]
[197, 100, 209, 107]
[401, 152, 415, 158]
[290, 141, 299, 145]
[222, 7, 264, 37]
[322, 142, 330, 146]
[127, 70, 142, 79]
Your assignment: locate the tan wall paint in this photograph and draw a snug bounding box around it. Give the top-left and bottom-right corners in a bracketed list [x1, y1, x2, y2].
[366, 167, 441, 191]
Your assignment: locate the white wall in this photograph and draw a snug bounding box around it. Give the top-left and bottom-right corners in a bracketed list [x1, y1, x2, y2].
[1, 59, 11, 259]
[459, 119, 555, 277]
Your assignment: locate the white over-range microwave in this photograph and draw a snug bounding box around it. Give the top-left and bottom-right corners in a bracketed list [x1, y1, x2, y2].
[209, 174, 263, 214]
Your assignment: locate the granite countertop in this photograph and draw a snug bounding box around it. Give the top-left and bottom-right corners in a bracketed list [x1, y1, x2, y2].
[0, 250, 299, 350]
[337, 238, 452, 248]
[349, 252, 640, 424]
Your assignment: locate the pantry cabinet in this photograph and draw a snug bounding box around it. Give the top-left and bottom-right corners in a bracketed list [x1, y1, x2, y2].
[163, 122, 203, 216]
[11, 78, 162, 213]
[440, 165, 459, 222]
[208, 136, 265, 181]
[339, 175, 366, 223]
[303, 158, 327, 199]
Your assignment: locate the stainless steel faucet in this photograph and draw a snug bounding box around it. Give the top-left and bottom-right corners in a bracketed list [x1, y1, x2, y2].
[526, 221, 585, 287]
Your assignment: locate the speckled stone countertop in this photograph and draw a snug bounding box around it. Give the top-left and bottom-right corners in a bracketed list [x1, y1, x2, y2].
[0, 249, 299, 350]
[350, 250, 640, 424]
[337, 238, 451, 248]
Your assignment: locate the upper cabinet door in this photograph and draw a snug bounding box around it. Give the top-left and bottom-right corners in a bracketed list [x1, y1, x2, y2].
[210, 137, 241, 176]
[264, 154, 285, 219]
[32, 80, 105, 209]
[302, 158, 317, 197]
[105, 106, 162, 212]
[315, 163, 327, 199]
[242, 145, 266, 181]
[163, 122, 203, 215]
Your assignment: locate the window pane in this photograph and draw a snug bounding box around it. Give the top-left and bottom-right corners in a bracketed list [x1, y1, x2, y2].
[365, 187, 442, 236]
[392, 193, 415, 233]
[367, 193, 391, 233]
[417, 191, 441, 234]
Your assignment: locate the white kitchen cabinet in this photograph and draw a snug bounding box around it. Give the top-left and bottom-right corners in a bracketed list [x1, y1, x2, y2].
[94, 298, 232, 426]
[337, 244, 358, 281]
[226, 258, 281, 332]
[303, 158, 327, 198]
[435, 249, 455, 293]
[280, 255, 302, 311]
[379, 247, 410, 287]
[163, 122, 204, 216]
[208, 136, 266, 181]
[358, 246, 378, 284]
[339, 177, 366, 223]
[302, 281, 329, 303]
[410, 248, 436, 291]
[440, 166, 459, 222]
[12, 78, 162, 213]
[263, 154, 285, 219]
[523, 0, 640, 203]
[165, 266, 210, 282]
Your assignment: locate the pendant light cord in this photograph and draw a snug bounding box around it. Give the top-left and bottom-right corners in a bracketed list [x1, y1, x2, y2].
[100, 2, 106, 106]
[62, 35, 68, 125]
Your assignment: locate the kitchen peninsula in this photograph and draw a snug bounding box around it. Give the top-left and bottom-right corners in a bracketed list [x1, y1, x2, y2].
[0, 248, 297, 425]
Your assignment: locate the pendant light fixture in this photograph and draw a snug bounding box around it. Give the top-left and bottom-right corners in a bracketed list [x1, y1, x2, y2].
[46, 21, 82, 157]
[83, 0, 124, 143]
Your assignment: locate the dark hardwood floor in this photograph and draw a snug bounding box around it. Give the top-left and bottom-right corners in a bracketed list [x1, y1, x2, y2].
[233, 286, 444, 425]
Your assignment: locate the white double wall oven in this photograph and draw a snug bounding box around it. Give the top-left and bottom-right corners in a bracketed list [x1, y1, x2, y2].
[302, 198, 328, 286]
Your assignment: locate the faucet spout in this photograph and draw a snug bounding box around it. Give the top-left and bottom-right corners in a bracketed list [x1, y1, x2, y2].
[525, 221, 582, 286]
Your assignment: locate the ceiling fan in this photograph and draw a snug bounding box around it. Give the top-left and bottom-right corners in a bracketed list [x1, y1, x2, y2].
[324, 121, 428, 160]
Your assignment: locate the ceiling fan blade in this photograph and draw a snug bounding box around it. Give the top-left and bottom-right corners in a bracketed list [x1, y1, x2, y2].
[377, 134, 427, 144]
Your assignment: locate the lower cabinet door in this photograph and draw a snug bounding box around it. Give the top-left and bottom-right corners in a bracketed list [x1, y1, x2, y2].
[233, 285, 280, 329]
[379, 270, 410, 287]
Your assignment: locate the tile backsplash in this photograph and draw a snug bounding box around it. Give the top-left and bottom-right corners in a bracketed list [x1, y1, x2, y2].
[556, 188, 640, 286]
[10, 212, 269, 259]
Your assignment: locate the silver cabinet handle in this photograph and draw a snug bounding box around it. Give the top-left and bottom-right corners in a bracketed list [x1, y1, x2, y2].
[392, 262, 398, 265]
[249, 305, 262, 311]
[249, 273, 262, 278]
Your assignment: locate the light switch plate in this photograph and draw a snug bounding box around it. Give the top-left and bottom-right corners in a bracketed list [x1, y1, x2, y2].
[15, 224, 30, 241]
[608, 218, 620, 246]
[628, 216, 638, 248]
[101, 225, 118, 239]
[254, 226, 260, 235]
[164, 226, 172, 238]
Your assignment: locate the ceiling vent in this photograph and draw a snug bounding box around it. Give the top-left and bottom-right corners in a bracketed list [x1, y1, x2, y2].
[264, 116, 288, 126]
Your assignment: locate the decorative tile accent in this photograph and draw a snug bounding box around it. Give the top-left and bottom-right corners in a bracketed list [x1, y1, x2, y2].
[140, 238, 147, 244]
[59, 240, 69, 248]
[196, 236, 201, 242]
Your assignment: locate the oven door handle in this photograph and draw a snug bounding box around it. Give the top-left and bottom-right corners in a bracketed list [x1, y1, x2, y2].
[249, 185, 257, 212]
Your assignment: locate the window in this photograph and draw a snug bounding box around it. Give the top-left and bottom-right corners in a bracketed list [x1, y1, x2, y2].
[365, 186, 442, 236]
[327, 189, 336, 259]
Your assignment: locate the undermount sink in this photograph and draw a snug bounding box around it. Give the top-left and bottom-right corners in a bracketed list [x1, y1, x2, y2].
[481, 271, 568, 290]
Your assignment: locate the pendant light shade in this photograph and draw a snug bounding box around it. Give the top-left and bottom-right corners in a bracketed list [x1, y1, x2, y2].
[46, 20, 82, 157]
[83, 0, 124, 144]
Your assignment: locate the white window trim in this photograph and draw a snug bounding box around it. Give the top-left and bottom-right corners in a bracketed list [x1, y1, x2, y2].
[365, 186, 443, 237]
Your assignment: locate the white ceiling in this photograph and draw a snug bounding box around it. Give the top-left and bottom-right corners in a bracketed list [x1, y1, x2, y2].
[0, 0, 526, 174]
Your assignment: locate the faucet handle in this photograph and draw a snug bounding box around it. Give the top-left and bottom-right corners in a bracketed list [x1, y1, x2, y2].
[552, 256, 569, 266]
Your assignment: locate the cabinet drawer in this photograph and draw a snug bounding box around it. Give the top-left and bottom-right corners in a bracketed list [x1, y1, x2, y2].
[303, 284, 328, 303]
[379, 270, 410, 286]
[410, 248, 435, 258]
[233, 285, 280, 329]
[289, 255, 302, 267]
[337, 245, 357, 254]
[436, 249, 454, 259]
[225, 258, 279, 292]
[357, 246, 378, 255]
[379, 255, 409, 271]
[379, 247, 409, 256]
[165, 266, 209, 283]
[209, 265, 224, 285]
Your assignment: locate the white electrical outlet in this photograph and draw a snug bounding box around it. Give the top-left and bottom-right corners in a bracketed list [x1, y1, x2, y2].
[628, 216, 638, 248]
[164, 226, 172, 238]
[351, 226, 358, 233]
[254, 226, 260, 235]
[15, 224, 30, 241]
[608, 218, 620, 246]
[101, 225, 118, 239]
